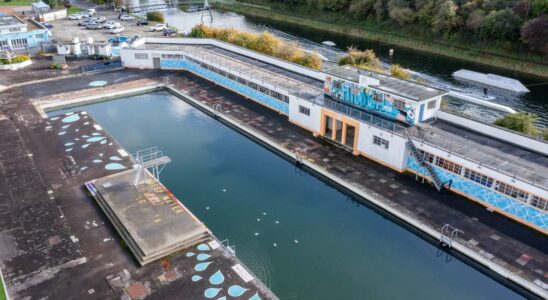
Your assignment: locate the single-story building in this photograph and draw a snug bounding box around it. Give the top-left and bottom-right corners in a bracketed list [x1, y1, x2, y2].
[32, 1, 51, 14]
[37, 8, 67, 22]
[87, 40, 112, 57]
[57, 37, 82, 56]
[0, 16, 50, 50]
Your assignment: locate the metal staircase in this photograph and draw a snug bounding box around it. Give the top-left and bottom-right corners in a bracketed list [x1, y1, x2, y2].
[406, 135, 443, 191]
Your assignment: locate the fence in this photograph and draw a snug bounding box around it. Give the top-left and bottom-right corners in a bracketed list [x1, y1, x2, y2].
[81, 61, 122, 73]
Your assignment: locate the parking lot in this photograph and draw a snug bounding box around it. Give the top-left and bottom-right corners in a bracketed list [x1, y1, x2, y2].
[49, 7, 167, 42]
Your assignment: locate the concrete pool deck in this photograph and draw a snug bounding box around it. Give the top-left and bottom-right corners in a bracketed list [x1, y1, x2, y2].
[0, 69, 545, 298]
[0, 71, 277, 299]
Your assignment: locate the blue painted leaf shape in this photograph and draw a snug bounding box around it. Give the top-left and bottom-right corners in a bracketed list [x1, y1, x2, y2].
[228, 285, 248, 297]
[195, 262, 212, 271]
[204, 287, 221, 298]
[209, 270, 224, 285]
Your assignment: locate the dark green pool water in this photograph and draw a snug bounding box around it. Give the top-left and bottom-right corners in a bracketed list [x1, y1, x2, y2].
[51, 92, 523, 300]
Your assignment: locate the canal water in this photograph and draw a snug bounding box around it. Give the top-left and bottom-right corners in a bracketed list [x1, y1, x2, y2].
[132, 7, 547, 125]
[51, 92, 523, 299]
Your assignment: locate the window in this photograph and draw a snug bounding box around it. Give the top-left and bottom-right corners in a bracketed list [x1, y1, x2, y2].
[134, 53, 148, 60]
[531, 196, 548, 211]
[35, 33, 45, 39]
[494, 182, 529, 202]
[373, 135, 389, 149]
[228, 74, 237, 81]
[393, 99, 406, 110]
[299, 105, 310, 116]
[219, 70, 226, 77]
[9, 27, 20, 32]
[247, 81, 258, 90]
[464, 169, 494, 187]
[372, 92, 383, 102]
[10, 38, 27, 50]
[427, 100, 437, 110]
[333, 81, 342, 89]
[237, 77, 246, 85]
[418, 150, 435, 163]
[435, 157, 462, 174]
[259, 86, 269, 94]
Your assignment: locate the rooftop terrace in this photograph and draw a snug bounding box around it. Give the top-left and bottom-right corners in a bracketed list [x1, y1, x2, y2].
[135, 42, 324, 102]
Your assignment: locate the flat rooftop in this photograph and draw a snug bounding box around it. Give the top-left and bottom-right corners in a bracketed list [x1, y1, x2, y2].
[325, 65, 448, 102]
[135, 42, 324, 102]
[411, 119, 548, 191]
[0, 16, 25, 27]
[89, 169, 211, 265]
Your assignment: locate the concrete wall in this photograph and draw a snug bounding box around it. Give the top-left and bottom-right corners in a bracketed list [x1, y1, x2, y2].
[407, 156, 547, 231]
[288, 97, 322, 133]
[436, 110, 548, 155]
[121, 48, 154, 68]
[420, 96, 440, 122]
[357, 123, 408, 170]
[39, 9, 67, 22]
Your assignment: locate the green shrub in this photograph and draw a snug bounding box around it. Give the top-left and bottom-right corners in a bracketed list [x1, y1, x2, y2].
[1, 55, 30, 65]
[186, 24, 323, 69]
[89, 54, 110, 60]
[338, 47, 382, 72]
[146, 11, 164, 23]
[390, 64, 411, 80]
[494, 112, 539, 135]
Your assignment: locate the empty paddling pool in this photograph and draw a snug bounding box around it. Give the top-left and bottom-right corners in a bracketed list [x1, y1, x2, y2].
[48, 92, 524, 299]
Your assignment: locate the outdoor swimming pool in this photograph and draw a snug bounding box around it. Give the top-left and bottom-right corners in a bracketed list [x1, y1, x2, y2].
[50, 91, 522, 299]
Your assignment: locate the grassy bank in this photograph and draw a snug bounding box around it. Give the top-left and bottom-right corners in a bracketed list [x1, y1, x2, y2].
[218, 3, 548, 78]
[0, 0, 33, 6]
[0, 269, 6, 300]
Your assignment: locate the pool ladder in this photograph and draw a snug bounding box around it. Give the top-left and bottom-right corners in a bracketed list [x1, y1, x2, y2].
[439, 224, 463, 249]
[221, 239, 236, 254]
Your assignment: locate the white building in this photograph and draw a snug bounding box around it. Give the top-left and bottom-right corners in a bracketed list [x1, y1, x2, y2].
[120, 37, 548, 233]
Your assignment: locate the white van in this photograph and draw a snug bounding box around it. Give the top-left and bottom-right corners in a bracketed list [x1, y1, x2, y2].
[86, 8, 96, 15]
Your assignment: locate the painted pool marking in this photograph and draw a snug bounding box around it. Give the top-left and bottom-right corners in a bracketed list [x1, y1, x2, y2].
[197, 253, 211, 261]
[192, 275, 202, 282]
[204, 287, 221, 298]
[228, 285, 248, 297]
[195, 262, 212, 272]
[197, 244, 210, 251]
[209, 270, 225, 285]
[89, 80, 108, 87]
[105, 163, 126, 170]
[61, 114, 80, 123]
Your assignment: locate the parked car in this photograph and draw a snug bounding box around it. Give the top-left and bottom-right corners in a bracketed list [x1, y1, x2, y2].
[86, 23, 103, 30]
[108, 36, 129, 44]
[109, 26, 124, 34]
[120, 15, 135, 21]
[78, 19, 95, 26]
[68, 13, 83, 20]
[85, 8, 96, 15]
[136, 19, 149, 26]
[149, 23, 166, 32]
[103, 21, 121, 29]
[40, 22, 54, 29]
[162, 28, 178, 36]
[95, 16, 106, 23]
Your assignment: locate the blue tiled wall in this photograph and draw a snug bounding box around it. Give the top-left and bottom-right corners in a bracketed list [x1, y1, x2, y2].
[407, 156, 547, 230]
[161, 59, 289, 115]
[0, 29, 50, 48]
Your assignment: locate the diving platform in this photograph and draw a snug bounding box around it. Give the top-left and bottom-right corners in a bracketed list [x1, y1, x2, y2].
[86, 169, 211, 266]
